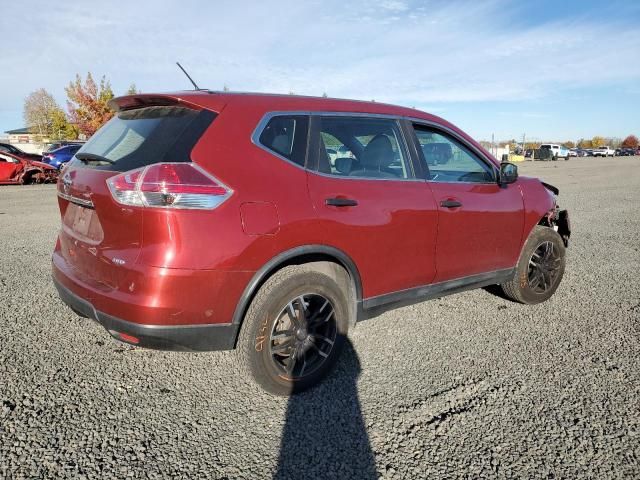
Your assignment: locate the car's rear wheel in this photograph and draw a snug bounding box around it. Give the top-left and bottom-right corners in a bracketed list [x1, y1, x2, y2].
[500, 226, 566, 304]
[236, 265, 350, 396]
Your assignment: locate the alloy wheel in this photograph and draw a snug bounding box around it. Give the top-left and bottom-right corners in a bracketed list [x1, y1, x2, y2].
[527, 241, 562, 294]
[269, 294, 337, 379]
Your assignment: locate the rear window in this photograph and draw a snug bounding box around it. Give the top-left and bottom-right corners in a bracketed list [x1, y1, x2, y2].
[73, 106, 216, 171]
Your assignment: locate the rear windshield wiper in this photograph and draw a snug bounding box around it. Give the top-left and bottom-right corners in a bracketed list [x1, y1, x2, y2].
[75, 152, 116, 164]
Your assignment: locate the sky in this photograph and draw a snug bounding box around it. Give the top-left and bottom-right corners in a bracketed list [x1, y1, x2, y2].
[1, 0, 639, 142]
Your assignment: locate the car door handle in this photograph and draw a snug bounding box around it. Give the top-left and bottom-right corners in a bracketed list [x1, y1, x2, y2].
[440, 199, 462, 208]
[325, 197, 358, 207]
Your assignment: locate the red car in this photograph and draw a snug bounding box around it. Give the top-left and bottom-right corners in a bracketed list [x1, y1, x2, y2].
[52, 92, 570, 395]
[0, 151, 58, 184]
[0, 142, 43, 162]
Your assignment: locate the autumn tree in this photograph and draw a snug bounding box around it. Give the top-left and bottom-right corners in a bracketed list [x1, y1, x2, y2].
[577, 138, 592, 148]
[66, 73, 115, 137]
[621, 135, 639, 148]
[563, 141, 575, 148]
[591, 136, 605, 148]
[126, 83, 139, 95]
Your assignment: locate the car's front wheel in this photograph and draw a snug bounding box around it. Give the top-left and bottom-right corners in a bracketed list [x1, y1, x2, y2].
[500, 226, 566, 304]
[236, 265, 350, 395]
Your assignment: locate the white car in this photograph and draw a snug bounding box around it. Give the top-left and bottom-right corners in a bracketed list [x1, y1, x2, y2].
[593, 146, 615, 157]
[540, 144, 570, 160]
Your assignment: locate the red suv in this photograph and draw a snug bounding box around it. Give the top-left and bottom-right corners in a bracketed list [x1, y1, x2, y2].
[52, 92, 570, 395]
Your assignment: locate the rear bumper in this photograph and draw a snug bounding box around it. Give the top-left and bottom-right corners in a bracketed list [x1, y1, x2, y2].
[54, 276, 239, 351]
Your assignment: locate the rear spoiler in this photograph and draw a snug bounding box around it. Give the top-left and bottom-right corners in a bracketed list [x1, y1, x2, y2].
[108, 94, 205, 112]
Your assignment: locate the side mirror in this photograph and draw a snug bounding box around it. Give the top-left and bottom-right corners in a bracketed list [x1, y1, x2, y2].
[499, 162, 518, 185]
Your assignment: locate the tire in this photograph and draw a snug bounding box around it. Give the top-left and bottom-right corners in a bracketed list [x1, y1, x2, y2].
[500, 226, 566, 304]
[552, 155, 558, 161]
[236, 265, 351, 396]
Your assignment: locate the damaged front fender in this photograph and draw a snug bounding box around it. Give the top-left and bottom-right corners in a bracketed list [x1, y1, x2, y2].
[540, 181, 571, 247]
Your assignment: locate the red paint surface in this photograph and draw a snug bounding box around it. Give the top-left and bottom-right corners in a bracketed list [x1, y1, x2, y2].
[53, 91, 556, 327]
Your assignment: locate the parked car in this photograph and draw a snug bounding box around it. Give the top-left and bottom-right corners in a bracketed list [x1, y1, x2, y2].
[593, 146, 615, 157]
[540, 144, 570, 160]
[0, 142, 43, 162]
[0, 151, 58, 184]
[532, 148, 555, 161]
[568, 149, 578, 157]
[42, 144, 82, 169]
[52, 91, 571, 395]
[574, 149, 589, 157]
[44, 141, 84, 154]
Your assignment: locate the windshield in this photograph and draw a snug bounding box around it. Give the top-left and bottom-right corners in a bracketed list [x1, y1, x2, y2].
[73, 106, 215, 171]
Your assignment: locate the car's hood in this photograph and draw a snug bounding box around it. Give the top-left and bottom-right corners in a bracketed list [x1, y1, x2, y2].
[27, 159, 56, 170]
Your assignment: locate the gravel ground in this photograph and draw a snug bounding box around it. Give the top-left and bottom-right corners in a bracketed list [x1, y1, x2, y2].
[1, 157, 639, 479]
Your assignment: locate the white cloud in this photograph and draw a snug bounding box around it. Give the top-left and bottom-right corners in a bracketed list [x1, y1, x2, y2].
[0, 0, 639, 130]
[379, 1, 410, 12]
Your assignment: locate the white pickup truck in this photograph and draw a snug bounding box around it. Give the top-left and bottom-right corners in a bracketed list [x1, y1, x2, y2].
[593, 146, 615, 157]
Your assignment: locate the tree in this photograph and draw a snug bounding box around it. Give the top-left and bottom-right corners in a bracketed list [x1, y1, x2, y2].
[49, 108, 78, 140]
[577, 138, 592, 148]
[621, 135, 639, 148]
[23, 89, 60, 136]
[563, 141, 575, 149]
[126, 83, 139, 95]
[591, 136, 605, 148]
[66, 73, 115, 137]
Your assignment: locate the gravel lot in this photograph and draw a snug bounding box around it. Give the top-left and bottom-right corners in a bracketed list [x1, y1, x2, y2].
[1, 157, 639, 479]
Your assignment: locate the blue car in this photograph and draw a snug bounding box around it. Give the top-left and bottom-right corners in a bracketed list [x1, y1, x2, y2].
[42, 144, 82, 169]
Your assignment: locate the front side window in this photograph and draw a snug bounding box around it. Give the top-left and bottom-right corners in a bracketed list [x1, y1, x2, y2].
[0, 153, 18, 163]
[315, 116, 411, 179]
[258, 115, 309, 167]
[413, 125, 495, 183]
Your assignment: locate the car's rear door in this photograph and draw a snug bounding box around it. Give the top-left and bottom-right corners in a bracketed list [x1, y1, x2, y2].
[409, 122, 524, 282]
[304, 114, 438, 299]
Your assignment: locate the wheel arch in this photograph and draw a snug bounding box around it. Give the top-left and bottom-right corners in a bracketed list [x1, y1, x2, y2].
[231, 245, 363, 335]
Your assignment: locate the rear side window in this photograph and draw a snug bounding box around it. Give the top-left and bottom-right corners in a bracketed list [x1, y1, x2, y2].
[257, 115, 309, 167]
[74, 106, 216, 171]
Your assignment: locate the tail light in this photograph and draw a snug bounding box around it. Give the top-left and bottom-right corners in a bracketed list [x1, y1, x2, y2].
[107, 163, 232, 209]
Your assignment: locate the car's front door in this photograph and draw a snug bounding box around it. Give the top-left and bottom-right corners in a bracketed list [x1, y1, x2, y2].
[306, 115, 439, 299]
[410, 123, 524, 282]
[0, 154, 20, 182]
